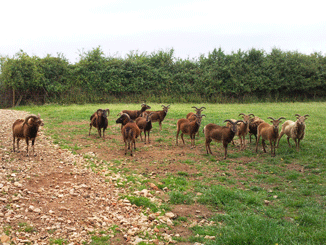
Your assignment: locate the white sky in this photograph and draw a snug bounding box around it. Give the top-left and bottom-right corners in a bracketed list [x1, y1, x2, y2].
[1, 0, 325, 63]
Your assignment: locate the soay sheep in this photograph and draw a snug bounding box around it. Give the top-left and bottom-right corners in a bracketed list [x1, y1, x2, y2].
[136, 112, 154, 144]
[141, 105, 170, 130]
[276, 114, 309, 150]
[187, 106, 206, 136]
[248, 116, 265, 143]
[116, 113, 140, 156]
[226, 113, 254, 149]
[176, 114, 206, 148]
[89, 109, 109, 138]
[12, 114, 44, 156]
[187, 106, 206, 121]
[118, 103, 151, 120]
[204, 119, 243, 159]
[256, 117, 285, 157]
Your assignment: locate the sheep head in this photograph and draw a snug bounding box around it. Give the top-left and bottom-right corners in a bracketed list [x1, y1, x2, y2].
[192, 106, 206, 114]
[194, 114, 206, 125]
[141, 103, 151, 110]
[116, 113, 131, 124]
[162, 105, 170, 112]
[238, 113, 254, 125]
[267, 117, 286, 130]
[23, 114, 44, 127]
[224, 119, 244, 133]
[295, 114, 309, 126]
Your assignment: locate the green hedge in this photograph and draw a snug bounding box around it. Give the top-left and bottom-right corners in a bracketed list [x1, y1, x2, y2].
[1, 47, 325, 107]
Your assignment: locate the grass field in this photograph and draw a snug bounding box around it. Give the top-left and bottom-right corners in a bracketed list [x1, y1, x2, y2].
[16, 102, 326, 244]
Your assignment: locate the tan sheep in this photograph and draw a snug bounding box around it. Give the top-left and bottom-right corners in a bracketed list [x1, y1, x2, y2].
[276, 114, 309, 150]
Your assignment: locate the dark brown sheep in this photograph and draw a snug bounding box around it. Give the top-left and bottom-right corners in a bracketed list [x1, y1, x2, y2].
[204, 119, 243, 159]
[89, 109, 109, 138]
[12, 114, 44, 156]
[141, 105, 170, 130]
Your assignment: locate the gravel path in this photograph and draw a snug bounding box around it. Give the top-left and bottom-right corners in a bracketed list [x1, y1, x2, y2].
[0, 110, 177, 244]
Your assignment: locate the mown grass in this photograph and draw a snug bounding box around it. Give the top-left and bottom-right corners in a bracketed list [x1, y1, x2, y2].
[15, 102, 326, 244]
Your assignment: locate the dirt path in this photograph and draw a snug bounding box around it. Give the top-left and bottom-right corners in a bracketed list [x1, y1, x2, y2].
[0, 110, 184, 244]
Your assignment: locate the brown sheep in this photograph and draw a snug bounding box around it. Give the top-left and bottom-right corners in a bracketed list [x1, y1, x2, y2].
[12, 114, 44, 156]
[176, 114, 205, 148]
[89, 109, 109, 138]
[118, 103, 151, 120]
[249, 116, 265, 143]
[141, 105, 170, 130]
[136, 112, 154, 144]
[116, 113, 140, 156]
[226, 113, 254, 149]
[204, 119, 243, 159]
[256, 117, 285, 157]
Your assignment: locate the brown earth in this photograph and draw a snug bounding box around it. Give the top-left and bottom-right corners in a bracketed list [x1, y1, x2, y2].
[0, 110, 220, 245]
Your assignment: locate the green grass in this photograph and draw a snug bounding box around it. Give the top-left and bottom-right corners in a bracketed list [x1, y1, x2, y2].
[14, 102, 326, 244]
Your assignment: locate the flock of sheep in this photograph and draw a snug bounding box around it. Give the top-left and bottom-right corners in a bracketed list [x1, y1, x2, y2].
[11, 104, 309, 159]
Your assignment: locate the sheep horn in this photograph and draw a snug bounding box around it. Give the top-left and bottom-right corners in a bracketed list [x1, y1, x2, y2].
[267, 117, 275, 120]
[277, 117, 286, 121]
[199, 107, 206, 110]
[238, 113, 245, 117]
[249, 113, 255, 117]
[223, 119, 233, 124]
[295, 114, 301, 117]
[123, 113, 131, 120]
[235, 120, 244, 124]
[192, 106, 199, 110]
[303, 114, 309, 118]
[23, 115, 37, 127]
[117, 112, 122, 117]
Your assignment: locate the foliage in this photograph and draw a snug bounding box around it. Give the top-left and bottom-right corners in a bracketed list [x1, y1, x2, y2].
[1, 47, 326, 107]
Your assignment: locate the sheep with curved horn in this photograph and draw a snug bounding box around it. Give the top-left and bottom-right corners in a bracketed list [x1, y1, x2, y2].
[276, 114, 309, 150]
[12, 114, 44, 156]
[256, 116, 286, 157]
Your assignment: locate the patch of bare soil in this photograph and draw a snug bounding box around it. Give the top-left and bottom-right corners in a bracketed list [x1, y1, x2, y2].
[0, 110, 218, 245]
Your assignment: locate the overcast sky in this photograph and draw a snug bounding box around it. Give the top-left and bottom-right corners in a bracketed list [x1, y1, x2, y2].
[1, 0, 325, 63]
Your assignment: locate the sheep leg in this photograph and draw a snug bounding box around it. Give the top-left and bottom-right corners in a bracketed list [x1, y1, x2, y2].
[287, 137, 292, 148]
[159, 122, 162, 131]
[89, 124, 92, 136]
[181, 133, 185, 145]
[25, 138, 29, 156]
[144, 131, 147, 144]
[205, 139, 212, 154]
[239, 136, 243, 150]
[270, 140, 275, 157]
[190, 134, 194, 148]
[130, 140, 134, 156]
[16, 138, 20, 152]
[255, 135, 261, 153]
[276, 132, 284, 148]
[223, 142, 228, 159]
[124, 141, 128, 155]
[98, 128, 102, 138]
[262, 139, 267, 153]
[176, 129, 180, 145]
[12, 137, 15, 152]
[140, 131, 143, 142]
[31, 139, 35, 156]
[294, 139, 299, 151]
[147, 131, 150, 144]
